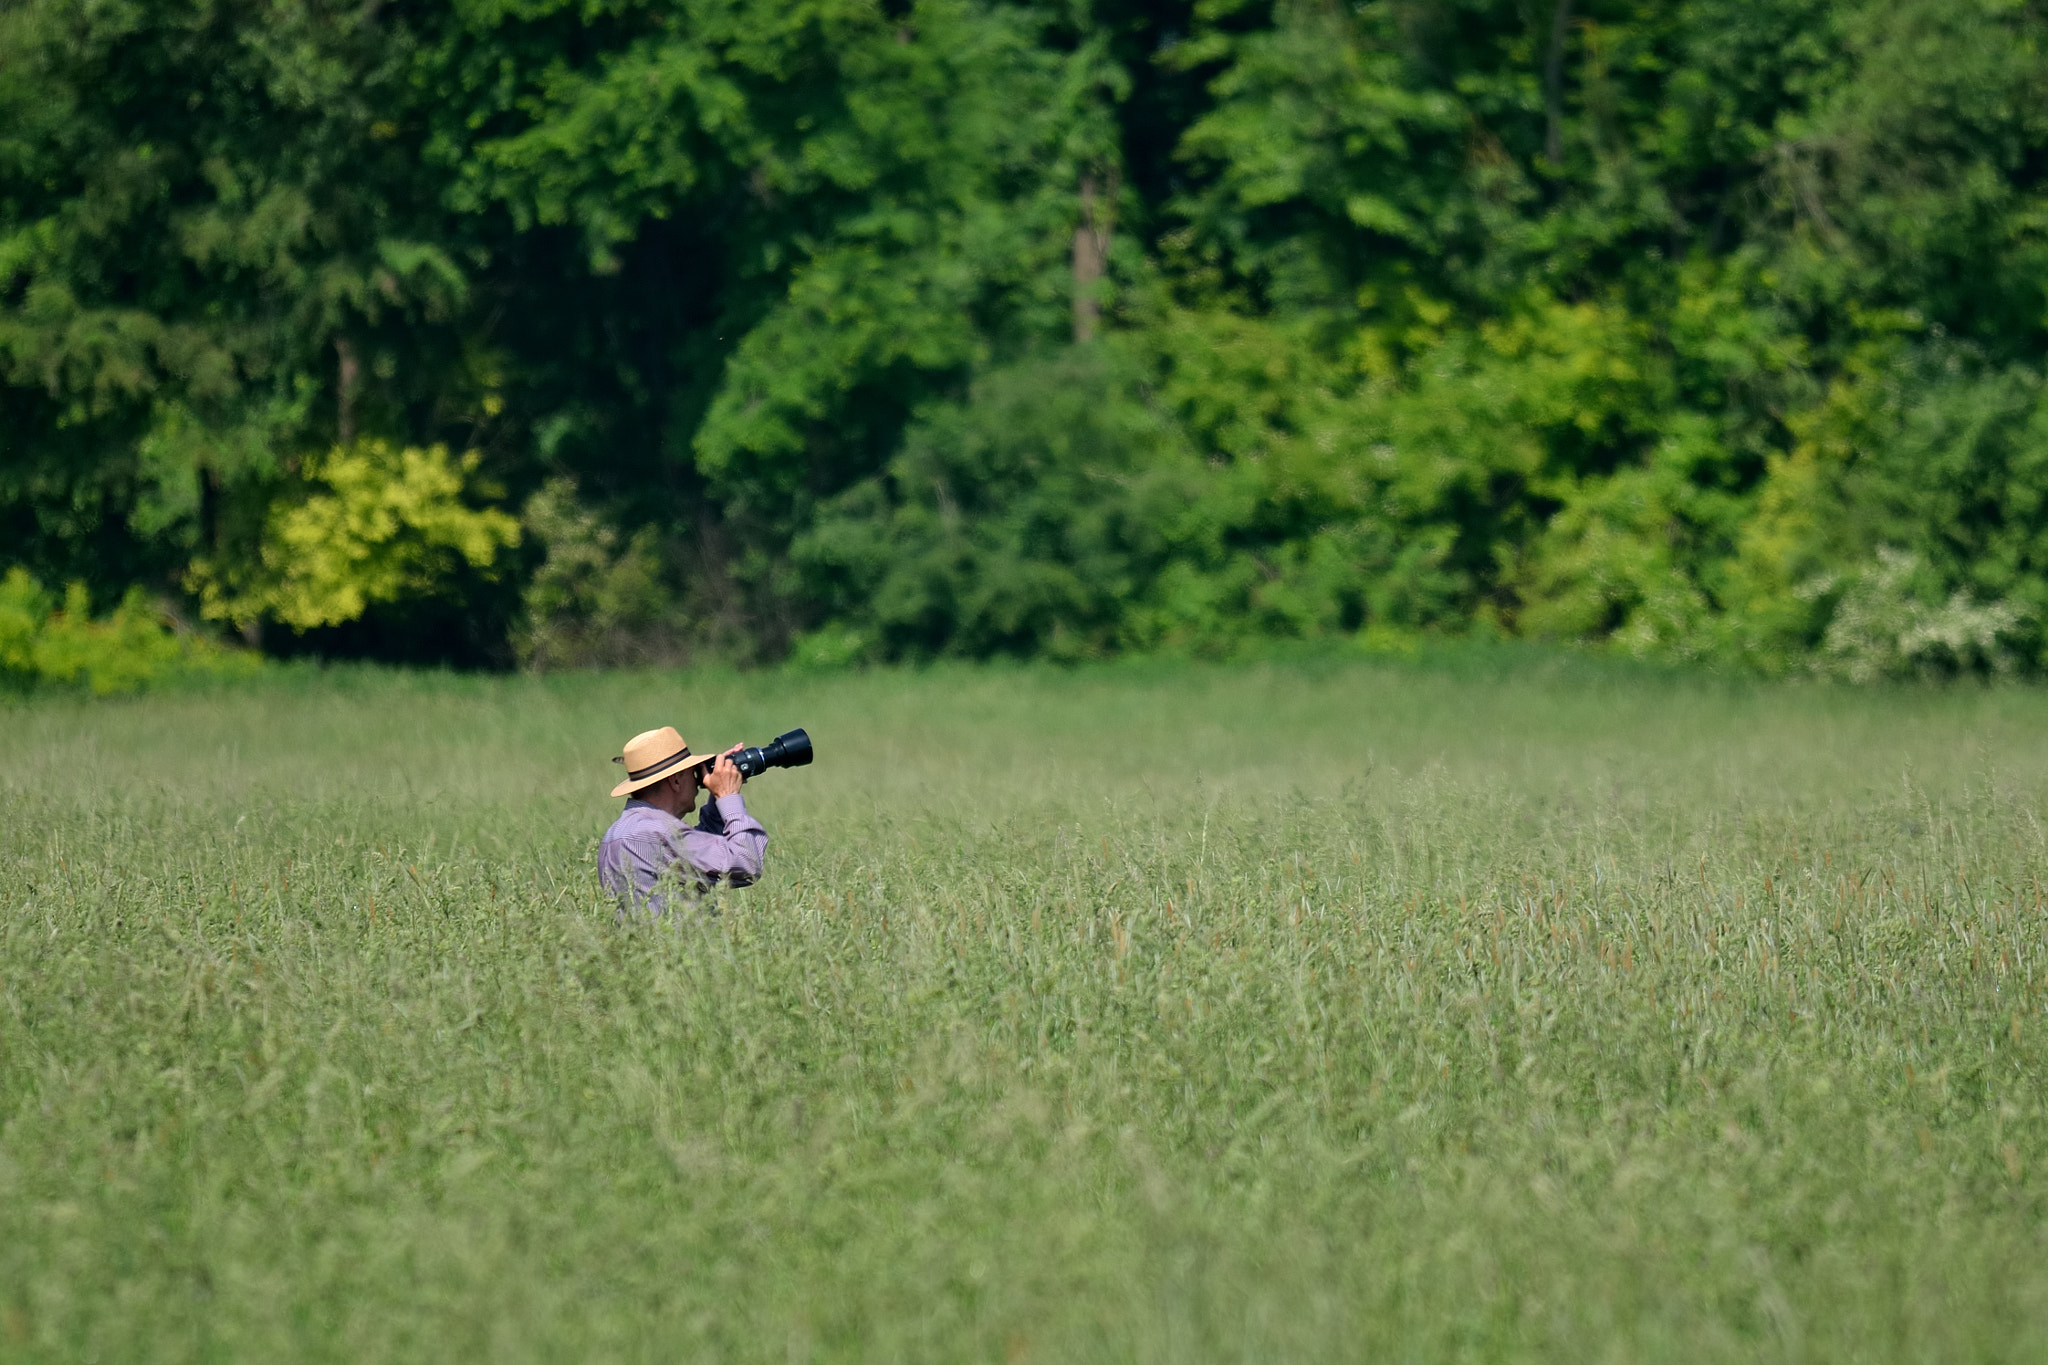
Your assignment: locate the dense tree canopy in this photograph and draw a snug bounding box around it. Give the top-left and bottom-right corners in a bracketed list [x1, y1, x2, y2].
[5, 0, 2048, 675]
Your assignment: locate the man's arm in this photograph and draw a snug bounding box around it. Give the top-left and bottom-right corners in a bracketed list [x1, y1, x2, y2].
[684, 793, 767, 885]
[682, 748, 768, 885]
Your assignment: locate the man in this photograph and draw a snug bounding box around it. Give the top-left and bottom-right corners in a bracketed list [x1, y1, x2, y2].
[598, 725, 768, 916]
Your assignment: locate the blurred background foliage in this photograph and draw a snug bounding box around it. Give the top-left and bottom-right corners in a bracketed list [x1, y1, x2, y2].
[5, 0, 2048, 680]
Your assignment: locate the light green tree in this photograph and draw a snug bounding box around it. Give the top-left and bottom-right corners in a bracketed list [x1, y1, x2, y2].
[189, 441, 518, 635]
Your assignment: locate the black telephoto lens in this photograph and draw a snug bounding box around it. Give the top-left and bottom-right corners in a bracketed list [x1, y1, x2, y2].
[731, 728, 814, 780]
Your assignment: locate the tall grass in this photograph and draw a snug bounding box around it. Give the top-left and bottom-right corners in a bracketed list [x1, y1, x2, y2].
[6, 652, 2048, 1361]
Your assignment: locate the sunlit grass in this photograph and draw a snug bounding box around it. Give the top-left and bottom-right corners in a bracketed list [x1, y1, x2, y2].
[6, 648, 2048, 1360]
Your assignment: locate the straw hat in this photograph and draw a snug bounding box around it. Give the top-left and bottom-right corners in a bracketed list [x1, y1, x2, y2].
[610, 726, 718, 798]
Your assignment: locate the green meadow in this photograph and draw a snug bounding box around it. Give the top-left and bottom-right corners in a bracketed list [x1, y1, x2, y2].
[5, 651, 2048, 1362]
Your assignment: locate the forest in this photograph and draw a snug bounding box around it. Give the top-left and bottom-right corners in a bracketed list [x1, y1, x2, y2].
[4, 0, 2048, 677]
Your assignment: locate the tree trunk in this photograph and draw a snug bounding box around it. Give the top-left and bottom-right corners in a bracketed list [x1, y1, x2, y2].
[336, 336, 361, 445]
[1072, 174, 1113, 343]
[1544, 0, 1574, 165]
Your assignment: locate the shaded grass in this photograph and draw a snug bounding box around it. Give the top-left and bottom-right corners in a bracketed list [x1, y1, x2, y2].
[6, 653, 2048, 1360]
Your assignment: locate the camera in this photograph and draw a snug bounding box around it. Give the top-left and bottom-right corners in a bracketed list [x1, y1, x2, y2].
[731, 728, 813, 780]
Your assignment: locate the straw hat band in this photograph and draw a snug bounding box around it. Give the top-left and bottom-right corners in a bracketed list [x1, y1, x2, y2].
[625, 746, 691, 781]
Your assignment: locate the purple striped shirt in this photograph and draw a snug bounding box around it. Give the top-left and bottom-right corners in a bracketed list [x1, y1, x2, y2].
[597, 794, 768, 916]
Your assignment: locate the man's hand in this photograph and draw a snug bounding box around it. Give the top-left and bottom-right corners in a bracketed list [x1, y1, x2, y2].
[704, 745, 744, 799]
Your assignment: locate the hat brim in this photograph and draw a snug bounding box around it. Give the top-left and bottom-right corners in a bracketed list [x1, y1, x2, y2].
[611, 749, 716, 798]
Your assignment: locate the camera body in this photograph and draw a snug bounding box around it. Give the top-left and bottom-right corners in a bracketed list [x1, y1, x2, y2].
[731, 728, 813, 780]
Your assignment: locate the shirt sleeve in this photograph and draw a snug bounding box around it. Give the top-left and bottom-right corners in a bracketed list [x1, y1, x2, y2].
[683, 793, 768, 886]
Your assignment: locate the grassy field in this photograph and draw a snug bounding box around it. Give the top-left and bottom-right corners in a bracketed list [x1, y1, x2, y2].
[6, 648, 2048, 1362]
